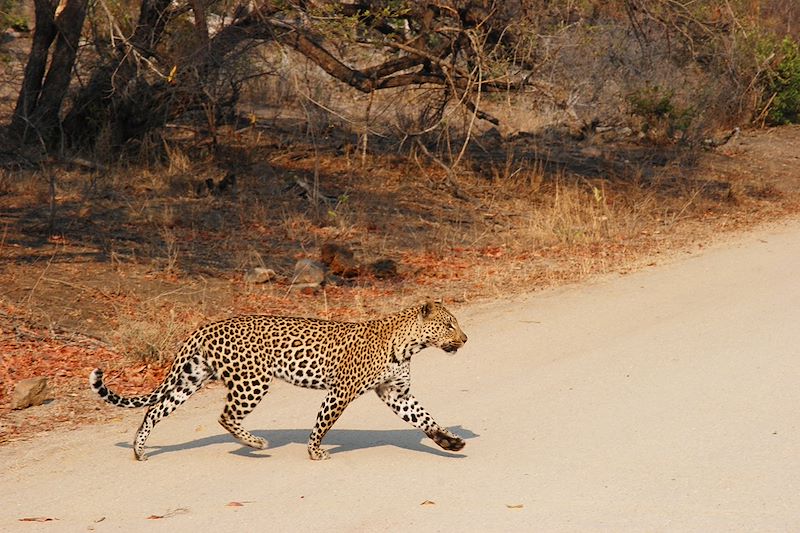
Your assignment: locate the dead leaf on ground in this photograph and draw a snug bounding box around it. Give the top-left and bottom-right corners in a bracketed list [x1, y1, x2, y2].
[420, 500, 436, 506]
[506, 504, 524, 509]
[146, 507, 189, 519]
[226, 501, 254, 507]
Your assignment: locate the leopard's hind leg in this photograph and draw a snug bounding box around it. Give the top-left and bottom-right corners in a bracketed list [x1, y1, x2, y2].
[133, 354, 214, 461]
[218, 369, 272, 451]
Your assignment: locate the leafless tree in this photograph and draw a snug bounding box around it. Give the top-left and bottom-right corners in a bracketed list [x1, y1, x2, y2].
[10, 0, 535, 152]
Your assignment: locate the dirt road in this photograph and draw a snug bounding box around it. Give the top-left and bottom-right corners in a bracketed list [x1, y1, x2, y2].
[2, 220, 799, 532]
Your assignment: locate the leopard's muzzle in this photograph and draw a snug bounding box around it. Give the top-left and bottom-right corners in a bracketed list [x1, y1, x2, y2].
[441, 332, 467, 353]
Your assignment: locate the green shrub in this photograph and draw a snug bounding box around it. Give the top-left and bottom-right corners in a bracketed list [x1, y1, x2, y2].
[628, 86, 696, 141]
[764, 37, 800, 125]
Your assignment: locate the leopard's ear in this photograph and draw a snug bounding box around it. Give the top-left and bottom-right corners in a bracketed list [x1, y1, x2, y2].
[421, 298, 442, 318]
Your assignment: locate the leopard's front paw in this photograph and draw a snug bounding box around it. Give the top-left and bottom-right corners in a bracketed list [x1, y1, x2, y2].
[308, 447, 331, 461]
[431, 429, 465, 452]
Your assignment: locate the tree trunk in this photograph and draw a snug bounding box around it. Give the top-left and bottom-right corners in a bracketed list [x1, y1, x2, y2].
[9, 0, 59, 142]
[32, 0, 89, 141]
[10, 0, 88, 145]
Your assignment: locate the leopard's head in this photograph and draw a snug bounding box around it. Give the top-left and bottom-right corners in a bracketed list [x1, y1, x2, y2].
[419, 300, 468, 353]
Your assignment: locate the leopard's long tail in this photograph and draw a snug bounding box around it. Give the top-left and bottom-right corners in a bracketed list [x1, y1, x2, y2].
[89, 368, 173, 408]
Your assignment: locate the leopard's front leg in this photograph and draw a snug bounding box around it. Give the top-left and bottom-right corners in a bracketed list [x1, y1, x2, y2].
[307, 389, 356, 460]
[375, 382, 465, 452]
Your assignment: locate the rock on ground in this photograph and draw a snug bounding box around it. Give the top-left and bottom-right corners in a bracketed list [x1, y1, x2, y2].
[292, 259, 326, 287]
[11, 377, 50, 410]
[244, 267, 276, 284]
[320, 243, 359, 278]
[368, 259, 399, 280]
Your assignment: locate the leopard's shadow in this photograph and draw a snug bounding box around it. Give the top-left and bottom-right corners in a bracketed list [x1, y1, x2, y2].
[114, 426, 476, 460]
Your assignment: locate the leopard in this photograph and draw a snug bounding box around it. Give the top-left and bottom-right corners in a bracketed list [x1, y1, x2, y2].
[90, 300, 468, 461]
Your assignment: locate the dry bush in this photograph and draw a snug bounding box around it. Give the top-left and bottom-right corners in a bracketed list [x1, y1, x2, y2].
[110, 301, 205, 365]
[112, 317, 182, 365]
